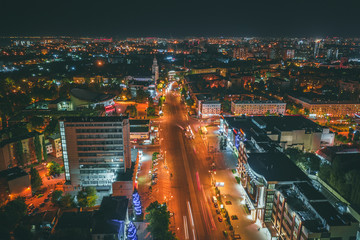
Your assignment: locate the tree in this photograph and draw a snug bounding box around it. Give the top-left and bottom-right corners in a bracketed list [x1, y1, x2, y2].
[158, 96, 165, 107]
[34, 134, 42, 162]
[77, 187, 98, 207]
[14, 224, 34, 240]
[30, 116, 44, 129]
[47, 161, 61, 176]
[145, 201, 176, 240]
[51, 190, 63, 205]
[0, 197, 27, 233]
[14, 141, 25, 166]
[125, 105, 138, 118]
[221, 100, 231, 113]
[42, 137, 48, 162]
[59, 194, 75, 208]
[185, 98, 194, 107]
[30, 167, 42, 192]
[353, 131, 360, 142]
[45, 117, 59, 135]
[135, 89, 149, 103]
[147, 106, 156, 117]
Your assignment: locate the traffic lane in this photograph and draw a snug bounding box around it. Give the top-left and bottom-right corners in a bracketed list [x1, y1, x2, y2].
[161, 96, 189, 240]
[165, 94, 208, 240]
[169, 95, 217, 240]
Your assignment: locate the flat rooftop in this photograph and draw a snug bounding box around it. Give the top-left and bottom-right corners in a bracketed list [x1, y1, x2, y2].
[0, 167, 28, 181]
[59, 116, 128, 122]
[254, 115, 323, 132]
[294, 182, 326, 201]
[247, 152, 309, 182]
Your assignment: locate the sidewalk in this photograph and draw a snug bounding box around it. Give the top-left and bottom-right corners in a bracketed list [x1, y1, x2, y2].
[214, 170, 264, 240]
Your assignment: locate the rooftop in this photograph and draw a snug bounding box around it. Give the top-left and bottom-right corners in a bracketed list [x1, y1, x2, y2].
[70, 88, 115, 103]
[294, 182, 326, 201]
[233, 100, 285, 104]
[254, 115, 323, 132]
[59, 116, 128, 123]
[0, 131, 40, 148]
[247, 152, 309, 182]
[0, 167, 28, 181]
[129, 119, 150, 125]
[98, 196, 128, 221]
[55, 211, 93, 230]
[130, 126, 149, 133]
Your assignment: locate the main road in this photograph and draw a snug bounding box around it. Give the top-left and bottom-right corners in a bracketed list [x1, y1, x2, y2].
[159, 90, 222, 240]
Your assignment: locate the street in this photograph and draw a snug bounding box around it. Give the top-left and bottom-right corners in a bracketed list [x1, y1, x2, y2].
[136, 88, 265, 240]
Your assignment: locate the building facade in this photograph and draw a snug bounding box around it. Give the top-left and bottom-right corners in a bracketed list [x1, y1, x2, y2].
[288, 95, 360, 118]
[231, 100, 286, 116]
[152, 56, 159, 82]
[199, 100, 221, 118]
[272, 183, 358, 240]
[0, 132, 45, 171]
[59, 116, 130, 191]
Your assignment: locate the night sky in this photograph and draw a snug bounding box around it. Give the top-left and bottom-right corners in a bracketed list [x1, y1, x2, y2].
[2, 0, 360, 37]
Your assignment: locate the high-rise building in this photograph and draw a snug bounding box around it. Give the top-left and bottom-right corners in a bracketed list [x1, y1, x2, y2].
[59, 116, 130, 191]
[152, 56, 159, 82]
[233, 47, 248, 60]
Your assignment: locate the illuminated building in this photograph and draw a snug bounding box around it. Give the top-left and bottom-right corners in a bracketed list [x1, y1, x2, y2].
[233, 47, 248, 60]
[0, 132, 45, 171]
[70, 88, 115, 113]
[59, 116, 130, 192]
[0, 167, 31, 201]
[231, 100, 286, 116]
[152, 56, 159, 82]
[272, 183, 358, 240]
[288, 95, 360, 118]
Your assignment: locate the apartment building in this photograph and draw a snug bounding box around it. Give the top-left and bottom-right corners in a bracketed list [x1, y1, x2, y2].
[59, 116, 130, 191]
[288, 95, 360, 118]
[272, 183, 358, 240]
[231, 100, 286, 116]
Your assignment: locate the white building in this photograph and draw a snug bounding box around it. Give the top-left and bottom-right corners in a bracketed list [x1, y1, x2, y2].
[231, 100, 286, 116]
[199, 100, 221, 118]
[152, 56, 159, 82]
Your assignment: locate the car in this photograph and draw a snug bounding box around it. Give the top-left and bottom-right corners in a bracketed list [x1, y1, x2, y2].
[225, 201, 232, 205]
[214, 203, 218, 208]
[218, 216, 223, 222]
[216, 209, 220, 215]
[231, 215, 238, 220]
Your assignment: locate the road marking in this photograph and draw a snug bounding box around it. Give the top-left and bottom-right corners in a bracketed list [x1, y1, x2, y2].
[187, 201, 195, 227]
[183, 216, 189, 239]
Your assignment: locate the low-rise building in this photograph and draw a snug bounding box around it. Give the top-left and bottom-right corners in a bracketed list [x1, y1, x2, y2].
[92, 196, 129, 240]
[288, 95, 360, 118]
[129, 120, 150, 141]
[221, 116, 334, 153]
[70, 88, 115, 112]
[0, 167, 31, 201]
[0, 132, 45, 171]
[231, 100, 286, 116]
[48, 134, 62, 158]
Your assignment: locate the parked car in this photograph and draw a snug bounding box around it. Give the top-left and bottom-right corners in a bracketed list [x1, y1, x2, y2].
[218, 216, 223, 222]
